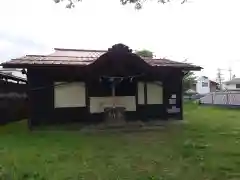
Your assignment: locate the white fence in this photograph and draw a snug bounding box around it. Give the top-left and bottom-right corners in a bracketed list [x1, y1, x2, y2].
[200, 91, 240, 106]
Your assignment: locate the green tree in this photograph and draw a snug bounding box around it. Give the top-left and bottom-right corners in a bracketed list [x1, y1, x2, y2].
[53, 0, 187, 9]
[135, 49, 154, 58]
[183, 71, 197, 92]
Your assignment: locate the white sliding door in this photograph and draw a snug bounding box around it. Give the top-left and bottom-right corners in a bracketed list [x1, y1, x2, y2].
[147, 82, 163, 104]
[54, 82, 86, 108]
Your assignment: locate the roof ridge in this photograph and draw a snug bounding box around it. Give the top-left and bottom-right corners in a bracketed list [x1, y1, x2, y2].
[54, 48, 107, 52]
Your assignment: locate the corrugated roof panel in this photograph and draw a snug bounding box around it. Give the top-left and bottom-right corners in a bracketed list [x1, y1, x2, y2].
[51, 48, 106, 58]
[2, 48, 201, 69]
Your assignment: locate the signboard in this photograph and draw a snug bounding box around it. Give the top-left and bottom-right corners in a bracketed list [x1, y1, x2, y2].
[167, 106, 180, 113]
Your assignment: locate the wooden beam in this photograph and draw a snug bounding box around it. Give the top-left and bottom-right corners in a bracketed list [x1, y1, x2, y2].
[144, 81, 147, 105]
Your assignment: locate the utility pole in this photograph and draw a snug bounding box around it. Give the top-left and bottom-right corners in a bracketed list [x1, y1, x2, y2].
[216, 68, 224, 90]
[229, 67, 232, 81]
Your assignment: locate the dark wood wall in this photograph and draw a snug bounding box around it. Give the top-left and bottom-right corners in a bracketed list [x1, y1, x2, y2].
[163, 71, 184, 120]
[0, 80, 28, 125]
[27, 67, 90, 126]
[27, 67, 184, 126]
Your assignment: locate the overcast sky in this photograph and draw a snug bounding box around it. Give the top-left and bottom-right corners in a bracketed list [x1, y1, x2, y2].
[0, 0, 240, 81]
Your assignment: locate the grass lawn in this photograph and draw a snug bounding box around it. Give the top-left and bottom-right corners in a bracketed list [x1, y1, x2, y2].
[0, 104, 240, 180]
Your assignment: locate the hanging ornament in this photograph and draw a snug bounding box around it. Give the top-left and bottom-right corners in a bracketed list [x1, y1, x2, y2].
[110, 77, 114, 82]
[130, 77, 133, 82]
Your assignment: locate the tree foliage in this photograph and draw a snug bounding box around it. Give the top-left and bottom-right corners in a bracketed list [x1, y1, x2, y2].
[135, 49, 154, 58]
[53, 0, 187, 9]
[183, 71, 197, 92]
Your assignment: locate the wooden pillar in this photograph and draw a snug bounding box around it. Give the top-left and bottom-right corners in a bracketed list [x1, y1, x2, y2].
[144, 81, 147, 105]
[135, 82, 138, 106]
[143, 81, 148, 121]
[85, 80, 90, 113]
[162, 79, 169, 120]
[26, 70, 33, 130]
[179, 76, 183, 120]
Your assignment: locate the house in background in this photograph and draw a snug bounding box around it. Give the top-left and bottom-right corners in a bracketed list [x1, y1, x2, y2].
[2, 44, 201, 127]
[195, 76, 219, 94]
[223, 78, 240, 90]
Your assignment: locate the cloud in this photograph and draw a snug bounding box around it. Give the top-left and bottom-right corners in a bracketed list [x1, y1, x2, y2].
[0, 31, 48, 50]
[0, 30, 51, 61]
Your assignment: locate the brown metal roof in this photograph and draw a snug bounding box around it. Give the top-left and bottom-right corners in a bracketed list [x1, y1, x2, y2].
[2, 48, 201, 70]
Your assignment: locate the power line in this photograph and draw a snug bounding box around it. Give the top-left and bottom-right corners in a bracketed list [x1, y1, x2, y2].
[217, 67, 234, 81]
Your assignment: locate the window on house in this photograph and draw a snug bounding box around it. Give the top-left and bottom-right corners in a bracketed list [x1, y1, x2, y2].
[236, 84, 240, 88]
[202, 82, 208, 87]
